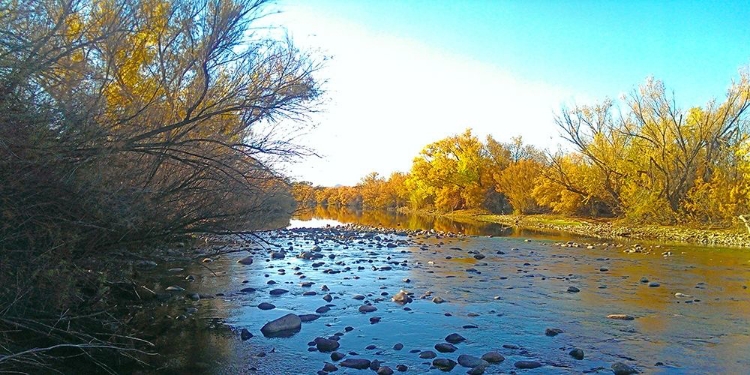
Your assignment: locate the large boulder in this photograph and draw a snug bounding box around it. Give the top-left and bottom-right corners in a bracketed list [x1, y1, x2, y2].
[260, 313, 301, 337]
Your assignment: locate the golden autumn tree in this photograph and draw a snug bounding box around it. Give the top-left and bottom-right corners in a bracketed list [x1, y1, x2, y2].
[405, 129, 488, 212]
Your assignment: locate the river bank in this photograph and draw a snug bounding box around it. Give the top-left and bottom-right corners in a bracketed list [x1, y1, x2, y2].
[399, 209, 750, 248]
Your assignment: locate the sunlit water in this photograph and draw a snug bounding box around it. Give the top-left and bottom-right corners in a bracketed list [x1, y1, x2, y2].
[141, 209, 750, 374]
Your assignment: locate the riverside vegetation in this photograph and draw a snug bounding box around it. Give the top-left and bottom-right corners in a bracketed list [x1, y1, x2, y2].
[0, 0, 322, 372]
[293, 73, 750, 245]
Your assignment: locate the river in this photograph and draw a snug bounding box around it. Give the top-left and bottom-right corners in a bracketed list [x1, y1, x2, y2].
[137, 207, 750, 374]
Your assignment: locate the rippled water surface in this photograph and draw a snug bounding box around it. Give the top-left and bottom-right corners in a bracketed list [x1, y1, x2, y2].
[145, 210, 750, 374]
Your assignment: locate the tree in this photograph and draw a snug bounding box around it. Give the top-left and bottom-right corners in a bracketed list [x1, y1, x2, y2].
[405, 129, 488, 211]
[0, 0, 322, 371]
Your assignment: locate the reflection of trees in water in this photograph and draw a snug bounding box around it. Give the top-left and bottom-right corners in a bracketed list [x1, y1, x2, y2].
[295, 206, 511, 236]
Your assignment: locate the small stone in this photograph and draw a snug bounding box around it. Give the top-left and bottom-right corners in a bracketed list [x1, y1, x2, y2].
[340, 358, 371, 370]
[612, 362, 639, 375]
[419, 350, 437, 359]
[432, 358, 457, 371]
[435, 342, 457, 353]
[481, 351, 505, 363]
[396, 364, 408, 372]
[457, 354, 487, 368]
[359, 304, 377, 313]
[165, 285, 184, 292]
[369, 316, 381, 324]
[240, 328, 252, 341]
[514, 360, 542, 369]
[322, 363, 337, 372]
[315, 337, 340, 352]
[316, 306, 331, 314]
[648, 282, 660, 287]
[607, 314, 635, 320]
[322, 294, 333, 302]
[567, 286, 580, 293]
[299, 314, 320, 322]
[445, 333, 466, 344]
[257, 302, 275, 310]
[569, 348, 584, 360]
[237, 256, 253, 265]
[432, 296, 446, 304]
[269, 288, 289, 296]
[330, 351, 345, 361]
[393, 343, 404, 350]
[545, 328, 563, 336]
[377, 366, 394, 375]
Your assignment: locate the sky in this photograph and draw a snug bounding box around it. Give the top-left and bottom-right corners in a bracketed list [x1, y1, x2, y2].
[265, 0, 750, 187]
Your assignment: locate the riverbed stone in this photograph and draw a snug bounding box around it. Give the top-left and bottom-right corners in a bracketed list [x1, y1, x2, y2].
[269, 288, 289, 296]
[445, 333, 465, 343]
[396, 364, 408, 372]
[330, 351, 345, 361]
[260, 313, 301, 337]
[257, 302, 275, 310]
[567, 286, 580, 293]
[240, 328, 252, 341]
[340, 358, 371, 369]
[419, 350, 437, 359]
[545, 328, 563, 336]
[299, 314, 320, 322]
[481, 351, 505, 363]
[322, 363, 337, 372]
[393, 343, 404, 350]
[432, 358, 457, 371]
[315, 337, 340, 352]
[457, 354, 487, 368]
[435, 342, 457, 353]
[237, 256, 253, 265]
[514, 360, 542, 369]
[607, 314, 635, 320]
[569, 348, 584, 360]
[612, 362, 639, 374]
[359, 304, 377, 313]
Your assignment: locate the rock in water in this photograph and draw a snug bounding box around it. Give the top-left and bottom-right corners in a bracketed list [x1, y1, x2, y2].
[567, 286, 580, 293]
[607, 314, 635, 320]
[545, 328, 563, 336]
[315, 337, 340, 352]
[445, 333, 465, 344]
[612, 362, 639, 374]
[376, 366, 394, 375]
[457, 354, 487, 368]
[340, 358, 371, 370]
[569, 348, 584, 360]
[434, 343, 457, 353]
[237, 256, 253, 265]
[359, 304, 377, 313]
[432, 358, 457, 371]
[514, 361, 542, 369]
[240, 328, 252, 341]
[260, 313, 301, 337]
[481, 351, 505, 363]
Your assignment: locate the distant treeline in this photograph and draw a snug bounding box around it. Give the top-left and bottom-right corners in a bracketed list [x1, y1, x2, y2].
[294, 75, 750, 227]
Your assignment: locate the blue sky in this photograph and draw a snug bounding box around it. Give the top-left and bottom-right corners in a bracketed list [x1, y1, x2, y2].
[268, 0, 750, 186]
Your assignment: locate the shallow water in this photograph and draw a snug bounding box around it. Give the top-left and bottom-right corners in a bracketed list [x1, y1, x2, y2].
[141, 210, 750, 374]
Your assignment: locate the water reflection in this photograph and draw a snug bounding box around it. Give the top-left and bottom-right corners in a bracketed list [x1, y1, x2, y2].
[294, 206, 513, 236]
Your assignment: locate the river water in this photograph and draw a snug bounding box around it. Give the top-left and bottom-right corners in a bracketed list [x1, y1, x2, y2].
[140, 208, 750, 374]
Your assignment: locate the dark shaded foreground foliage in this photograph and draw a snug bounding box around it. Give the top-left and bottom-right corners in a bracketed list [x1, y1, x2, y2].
[0, 0, 322, 372]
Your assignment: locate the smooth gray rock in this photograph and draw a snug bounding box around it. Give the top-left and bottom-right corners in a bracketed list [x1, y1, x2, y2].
[612, 362, 639, 375]
[340, 358, 371, 369]
[315, 337, 340, 352]
[569, 348, 584, 360]
[457, 354, 488, 368]
[445, 333, 466, 344]
[237, 256, 253, 265]
[260, 313, 301, 337]
[435, 342, 457, 353]
[432, 358, 457, 371]
[514, 361, 542, 369]
[481, 351, 505, 363]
